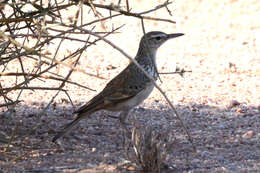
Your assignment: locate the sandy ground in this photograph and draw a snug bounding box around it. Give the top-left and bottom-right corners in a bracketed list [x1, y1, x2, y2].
[0, 0, 260, 172]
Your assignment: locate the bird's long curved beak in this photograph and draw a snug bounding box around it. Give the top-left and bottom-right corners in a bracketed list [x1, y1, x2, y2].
[167, 33, 184, 39]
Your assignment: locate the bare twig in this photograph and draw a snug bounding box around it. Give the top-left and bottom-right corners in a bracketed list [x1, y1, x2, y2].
[159, 68, 192, 77]
[0, 31, 104, 79]
[0, 72, 95, 91]
[1, 87, 67, 91]
[71, 0, 176, 24]
[0, 100, 21, 108]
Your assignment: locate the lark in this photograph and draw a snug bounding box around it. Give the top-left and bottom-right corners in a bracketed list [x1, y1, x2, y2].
[52, 31, 184, 142]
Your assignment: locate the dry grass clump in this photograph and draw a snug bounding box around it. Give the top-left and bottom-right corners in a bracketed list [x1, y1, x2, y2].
[126, 125, 175, 173]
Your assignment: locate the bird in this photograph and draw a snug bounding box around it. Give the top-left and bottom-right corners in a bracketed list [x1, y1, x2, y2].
[52, 31, 184, 142]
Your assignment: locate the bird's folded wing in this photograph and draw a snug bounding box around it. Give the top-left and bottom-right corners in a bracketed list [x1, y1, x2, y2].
[75, 65, 146, 114]
[74, 87, 141, 115]
[106, 90, 138, 101]
[74, 94, 104, 114]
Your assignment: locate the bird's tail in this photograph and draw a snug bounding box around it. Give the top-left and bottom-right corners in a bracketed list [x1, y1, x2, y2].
[52, 115, 84, 142]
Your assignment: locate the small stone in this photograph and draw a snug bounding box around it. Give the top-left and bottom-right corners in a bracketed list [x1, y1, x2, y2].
[236, 108, 244, 113]
[242, 130, 254, 138]
[229, 100, 240, 108]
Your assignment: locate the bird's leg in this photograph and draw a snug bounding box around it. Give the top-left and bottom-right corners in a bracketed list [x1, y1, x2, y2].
[119, 110, 132, 143]
[119, 110, 130, 130]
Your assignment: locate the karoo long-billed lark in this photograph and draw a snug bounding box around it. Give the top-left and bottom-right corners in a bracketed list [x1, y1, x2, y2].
[52, 31, 184, 142]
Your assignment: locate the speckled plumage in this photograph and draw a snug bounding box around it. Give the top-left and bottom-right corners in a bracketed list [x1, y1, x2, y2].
[52, 31, 184, 142]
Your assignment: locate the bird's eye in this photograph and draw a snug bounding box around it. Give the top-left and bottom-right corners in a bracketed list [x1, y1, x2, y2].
[155, 36, 161, 40]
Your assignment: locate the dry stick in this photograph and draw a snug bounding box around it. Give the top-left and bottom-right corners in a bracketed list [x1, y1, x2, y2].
[17, 0, 65, 18]
[1, 87, 67, 91]
[0, 17, 33, 24]
[73, 0, 83, 26]
[53, 0, 63, 23]
[0, 25, 123, 96]
[117, 0, 122, 6]
[72, 0, 176, 24]
[32, 1, 119, 25]
[0, 2, 76, 25]
[51, 35, 65, 70]
[138, 0, 172, 15]
[32, 13, 122, 52]
[0, 81, 14, 104]
[12, 2, 36, 35]
[10, 34, 97, 44]
[85, 13, 122, 25]
[18, 30, 31, 86]
[74, 28, 196, 152]
[87, 0, 101, 17]
[0, 101, 21, 108]
[164, 0, 173, 16]
[159, 70, 192, 76]
[0, 31, 103, 79]
[80, 1, 84, 26]
[0, 72, 95, 91]
[126, 0, 130, 12]
[30, 0, 58, 17]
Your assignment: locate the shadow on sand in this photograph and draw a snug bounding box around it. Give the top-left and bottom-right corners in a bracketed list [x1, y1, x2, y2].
[0, 102, 259, 172]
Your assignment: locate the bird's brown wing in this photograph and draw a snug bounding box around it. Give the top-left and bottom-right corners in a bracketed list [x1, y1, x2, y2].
[75, 65, 146, 115]
[74, 90, 135, 115]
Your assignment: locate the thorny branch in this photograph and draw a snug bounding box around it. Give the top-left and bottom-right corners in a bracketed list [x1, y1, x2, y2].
[0, 0, 195, 163]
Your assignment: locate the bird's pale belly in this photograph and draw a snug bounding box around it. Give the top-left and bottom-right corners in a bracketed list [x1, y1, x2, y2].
[110, 83, 154, 111]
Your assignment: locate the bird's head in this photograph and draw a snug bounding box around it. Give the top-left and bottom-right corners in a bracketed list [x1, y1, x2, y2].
[140, 31, 184, 50]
